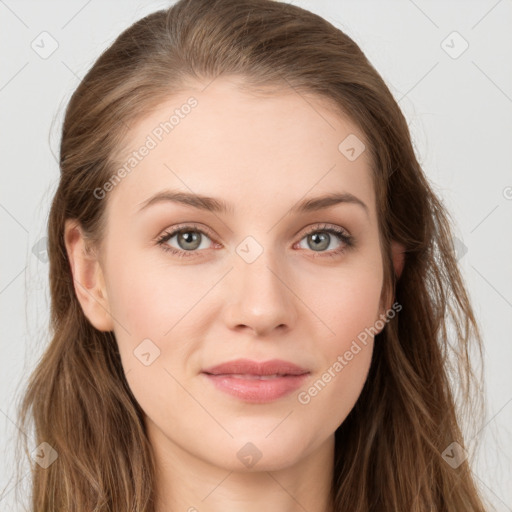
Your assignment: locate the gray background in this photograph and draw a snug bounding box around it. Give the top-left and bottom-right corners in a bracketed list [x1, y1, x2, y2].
[0, 0, 511, 510]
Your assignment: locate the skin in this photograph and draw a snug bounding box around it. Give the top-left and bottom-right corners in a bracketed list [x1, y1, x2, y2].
[65, 75, 404, 512]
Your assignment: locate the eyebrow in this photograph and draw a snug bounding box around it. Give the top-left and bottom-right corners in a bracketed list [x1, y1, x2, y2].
[137, 189, 369, 217]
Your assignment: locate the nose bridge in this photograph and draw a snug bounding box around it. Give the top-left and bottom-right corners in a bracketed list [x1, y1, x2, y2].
[224, 234, 297, 335]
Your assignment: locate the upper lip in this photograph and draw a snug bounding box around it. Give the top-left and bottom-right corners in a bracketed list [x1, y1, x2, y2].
[202, 358, 309, 376]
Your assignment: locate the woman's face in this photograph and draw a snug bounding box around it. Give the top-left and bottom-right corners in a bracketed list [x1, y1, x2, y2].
[72, 76, 392, 473]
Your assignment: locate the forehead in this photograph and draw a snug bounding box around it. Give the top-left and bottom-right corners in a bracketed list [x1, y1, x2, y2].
[105, 76, 376, 221]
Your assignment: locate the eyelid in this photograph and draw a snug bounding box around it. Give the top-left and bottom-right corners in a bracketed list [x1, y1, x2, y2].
[298, 222, 351, 238]
[156, 222, 217, 241]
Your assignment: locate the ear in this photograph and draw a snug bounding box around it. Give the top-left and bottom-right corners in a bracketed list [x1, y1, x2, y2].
[391, 240, 405, 279]
[378, 240, 406, 322]
[64, 219, 114, 332]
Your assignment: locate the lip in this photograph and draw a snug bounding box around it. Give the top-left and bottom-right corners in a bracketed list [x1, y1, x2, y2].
[201, 358, 310, 403]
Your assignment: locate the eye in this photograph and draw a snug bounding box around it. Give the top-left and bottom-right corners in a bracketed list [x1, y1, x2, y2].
[155, 223, 354, 259]
[295, 223, 354, 259]
[156, 223, 218, 258]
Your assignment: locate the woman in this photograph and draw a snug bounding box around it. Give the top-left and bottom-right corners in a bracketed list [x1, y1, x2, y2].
[14, 0, 490, 510]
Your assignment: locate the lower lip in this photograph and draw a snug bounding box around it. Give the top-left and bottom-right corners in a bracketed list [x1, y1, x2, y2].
[202, 373, 309, 403]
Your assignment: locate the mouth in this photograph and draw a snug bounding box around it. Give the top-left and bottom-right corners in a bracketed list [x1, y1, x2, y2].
[209, 373, 299, 380]
[201, 358, 310, 403]
[202, 358, 309, 376]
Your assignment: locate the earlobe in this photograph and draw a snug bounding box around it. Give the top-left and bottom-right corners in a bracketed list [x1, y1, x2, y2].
[64, 219, 114, 332]
[391, 240, 405, 279]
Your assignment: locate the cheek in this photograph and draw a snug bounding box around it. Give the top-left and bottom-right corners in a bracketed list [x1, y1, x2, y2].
[105, 250, 208, 339]
[296, 289, 380, 438]
[104, 249, 225, 386]
[103, 254, 200, 419]
[297, 337, 373, 443]
[295, 265, 382, 424]
[305, 262, 383, 345]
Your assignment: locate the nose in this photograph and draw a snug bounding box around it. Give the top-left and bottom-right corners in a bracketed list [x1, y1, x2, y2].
[222, 246, 298, 337]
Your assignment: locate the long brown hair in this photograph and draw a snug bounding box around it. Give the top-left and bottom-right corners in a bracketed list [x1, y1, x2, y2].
[11, 0, 490, 510]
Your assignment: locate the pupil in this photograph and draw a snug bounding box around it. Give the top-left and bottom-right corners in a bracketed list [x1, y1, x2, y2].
[310, 233, 329, 251]
[179, 231, 200, 250]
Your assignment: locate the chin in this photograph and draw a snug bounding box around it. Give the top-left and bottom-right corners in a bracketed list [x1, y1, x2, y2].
[202, 434, 314, 473]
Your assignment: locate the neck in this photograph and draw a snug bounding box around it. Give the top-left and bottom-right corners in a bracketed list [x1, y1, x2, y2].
[148, 420, 335, 512]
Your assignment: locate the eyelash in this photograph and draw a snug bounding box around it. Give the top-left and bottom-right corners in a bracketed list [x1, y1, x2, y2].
[155, 223, 354, 260]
